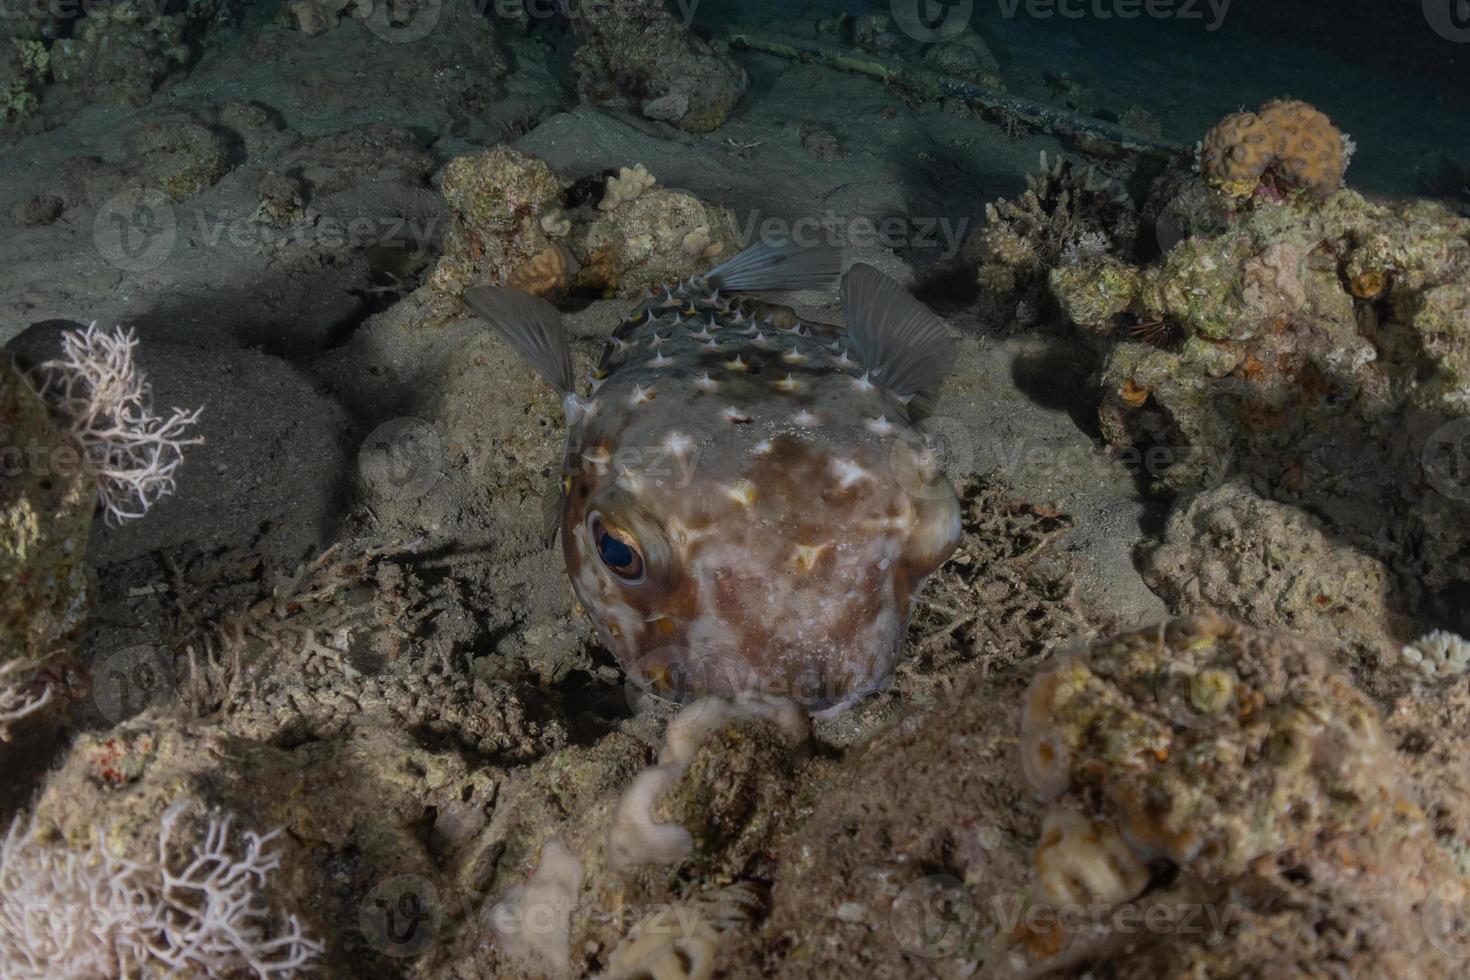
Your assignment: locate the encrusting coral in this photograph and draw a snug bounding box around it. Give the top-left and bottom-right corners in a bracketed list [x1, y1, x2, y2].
[1197, 98, 1352, 201]
[1012, 615, 1461, 975]
[1143, 480, 1406, 670]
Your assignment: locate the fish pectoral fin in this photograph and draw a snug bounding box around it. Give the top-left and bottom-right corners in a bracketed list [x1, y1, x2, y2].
[705, 239, 842, 293]
[540, 471, 566, 548]
[464, 284, 574, 396]
[840, 263, 956, 414]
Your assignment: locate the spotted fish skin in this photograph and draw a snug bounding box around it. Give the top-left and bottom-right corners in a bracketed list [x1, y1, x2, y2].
[557, 276, 962, 713]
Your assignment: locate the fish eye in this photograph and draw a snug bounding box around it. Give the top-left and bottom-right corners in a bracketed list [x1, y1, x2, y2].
[590, 514, 645, 583]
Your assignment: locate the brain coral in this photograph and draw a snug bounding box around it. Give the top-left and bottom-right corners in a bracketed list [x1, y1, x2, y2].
[1198, 99, 1350, 200]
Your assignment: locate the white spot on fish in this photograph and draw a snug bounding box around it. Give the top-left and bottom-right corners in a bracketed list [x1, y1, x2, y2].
[694, 372, 720, 393]
[773, 373, 801, 393]
[723, 405, 752, 424]
[865, 415, 896, 436]
[851, 372, 876, 394]
[726, 355, 750, 372]
[793, 409, 820, 428]
[630, 384, 656, 406]
[724, 480, 758, 508]
[831, 457, 871, 489]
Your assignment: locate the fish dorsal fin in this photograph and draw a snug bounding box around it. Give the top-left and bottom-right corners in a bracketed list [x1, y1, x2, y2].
[464, 285, 574, 395]
[840, 264, 955, 413]
[705, 240, 842, 294]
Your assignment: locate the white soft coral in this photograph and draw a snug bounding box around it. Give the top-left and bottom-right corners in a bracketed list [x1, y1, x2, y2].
[0, 803, 322, 978]
[0, 658, 55, 741]
[28, 324, 202, 524]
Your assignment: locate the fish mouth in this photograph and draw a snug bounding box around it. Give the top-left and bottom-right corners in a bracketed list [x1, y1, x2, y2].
[620, 631, 902, 714]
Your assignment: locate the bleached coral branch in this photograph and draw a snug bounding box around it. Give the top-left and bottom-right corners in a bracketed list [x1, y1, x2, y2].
[0, 803, 322, 978]
[28, 324, 203, 524]
[0, 658, 54, 742]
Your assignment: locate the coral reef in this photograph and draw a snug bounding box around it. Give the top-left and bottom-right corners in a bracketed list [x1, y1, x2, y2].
[8, 0, 223, 120]
[175, 542, 568, 760]
[0, 802, 322, 978]
[28, 325, 203, 525]
[1144, 480, 1405, 670]
[0, 356, 92, 739]
[428, 145, 568, 311]
[1013, 615, 1458, 974]
[1084, 187, 1470, 602]
[1198, 99, 1352, 200]
[1399, 629, 1470, 684]
[975, 152, 1139, 331]
[285, 0, 370, 35]
[597, 164, 657, 212]
[575, 187, 741, 297]
[27, 709, 499, 973]
[429, 149, 743, 311]
[569, 0, 746, 133]
[922, 30, 1003, 88]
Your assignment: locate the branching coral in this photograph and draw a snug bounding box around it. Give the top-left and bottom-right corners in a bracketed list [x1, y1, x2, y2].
[27, 324, 203, 524]
[0, 657, 54, 740]
[976, 152, 1138, 331]
[598, 164, 657, 212]
[0, 803, 322, 978]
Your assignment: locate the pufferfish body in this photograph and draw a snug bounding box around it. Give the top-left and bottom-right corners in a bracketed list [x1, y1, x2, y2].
[468, 241, 962, 713]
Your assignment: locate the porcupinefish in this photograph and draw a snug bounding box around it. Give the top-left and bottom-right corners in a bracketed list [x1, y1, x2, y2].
[467, 241, 962, 714]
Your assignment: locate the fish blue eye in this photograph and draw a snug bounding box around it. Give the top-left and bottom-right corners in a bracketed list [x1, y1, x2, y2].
[599, 533, 633, 568]
[590, 515, 645, 582]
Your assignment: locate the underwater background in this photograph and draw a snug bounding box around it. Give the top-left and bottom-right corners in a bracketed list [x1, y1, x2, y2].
[2, 0, 1470, 977]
